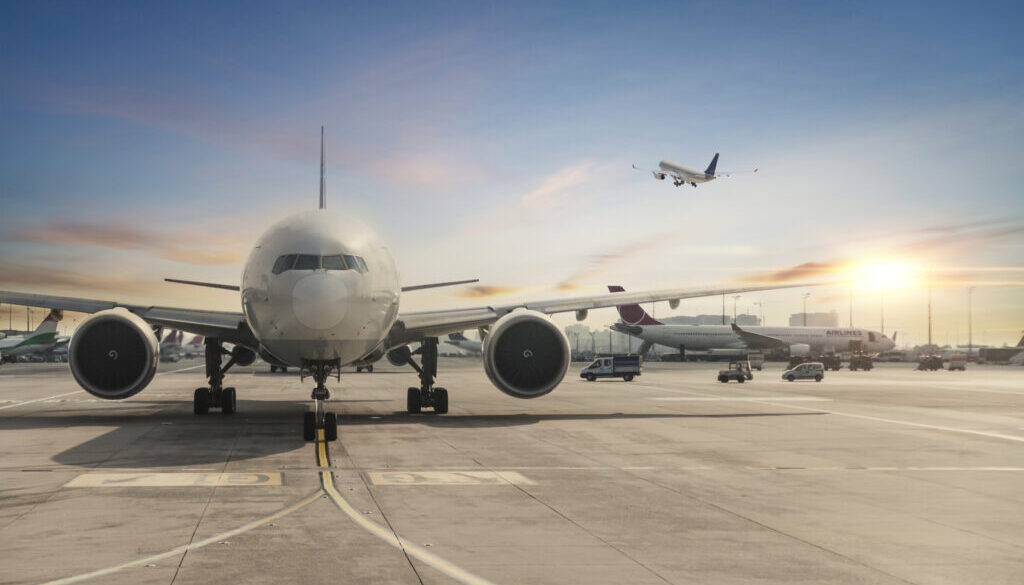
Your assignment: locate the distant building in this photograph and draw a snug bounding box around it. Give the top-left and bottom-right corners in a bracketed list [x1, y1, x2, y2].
[788, 311, 838, 327]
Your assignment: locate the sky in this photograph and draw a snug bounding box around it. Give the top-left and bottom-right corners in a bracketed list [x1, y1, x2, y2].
[1, 1, 1022, 346]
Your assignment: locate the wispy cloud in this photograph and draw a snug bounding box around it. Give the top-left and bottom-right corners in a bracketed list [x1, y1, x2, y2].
[8, 221, 247, 266]
[452, 285, 525, 298]
[556, 232, 681, 290]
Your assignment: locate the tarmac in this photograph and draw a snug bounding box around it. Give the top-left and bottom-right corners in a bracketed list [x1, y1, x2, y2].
[1, 358, 1023, 585]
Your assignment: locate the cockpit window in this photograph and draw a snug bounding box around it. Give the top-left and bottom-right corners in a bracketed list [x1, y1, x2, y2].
[322, 255, 347, 270]
[272, 254, 298, 275]
[343, 255, 360, 273]
[293, 255, 319, 270]
[356, 256, 369, 272]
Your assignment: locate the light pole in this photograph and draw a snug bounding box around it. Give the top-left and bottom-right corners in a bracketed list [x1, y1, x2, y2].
[721, 293, 726, 325]
[849, 284, 854, 327]
[968, 286, 975, 360]
[880, 290, 885, 335]
[802, 292, 811, 326]
[732, 295, 741, 323]
[753, 301, 764, 326]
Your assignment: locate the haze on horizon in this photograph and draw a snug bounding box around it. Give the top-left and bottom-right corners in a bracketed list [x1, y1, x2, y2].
[1, 1, 1022, 347]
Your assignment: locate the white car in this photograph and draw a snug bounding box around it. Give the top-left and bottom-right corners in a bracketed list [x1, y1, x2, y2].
[781, 362, 824, 382]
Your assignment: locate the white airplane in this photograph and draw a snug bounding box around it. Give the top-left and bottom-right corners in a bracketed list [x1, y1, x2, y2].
[633, 153, 756, 188]
[608, 286, 894, 357]
[0, 130, 813, 442]
[0, 310, 61, 363]
[182, 334, 205, 358]
[444, 332, 482, 354]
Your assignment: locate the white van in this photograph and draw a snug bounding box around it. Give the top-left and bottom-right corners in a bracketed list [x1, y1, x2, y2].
[781, 362, 824, 382]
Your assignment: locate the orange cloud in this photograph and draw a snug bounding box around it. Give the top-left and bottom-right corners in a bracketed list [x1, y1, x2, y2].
[452, 285, 524, 298]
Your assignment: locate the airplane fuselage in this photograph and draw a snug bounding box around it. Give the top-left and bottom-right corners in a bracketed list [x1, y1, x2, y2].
[241, 211, 401, 367]
[659, 160, 715, 184]
[628, 324, 894, 354]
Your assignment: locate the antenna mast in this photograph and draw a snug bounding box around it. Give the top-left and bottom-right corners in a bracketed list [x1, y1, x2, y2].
[319, 126, 326, 209]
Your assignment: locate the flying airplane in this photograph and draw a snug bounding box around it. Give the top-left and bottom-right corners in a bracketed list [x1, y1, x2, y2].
[608, 286, 894, 357]
[0, 129, 815, 442]
[0, 310, 61, 363]
[444, 332, 482, 354]
[633, 153, 756, 188]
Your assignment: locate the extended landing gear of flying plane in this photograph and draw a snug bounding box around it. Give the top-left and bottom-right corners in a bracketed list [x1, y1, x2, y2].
[193, 338, 237, 415]
[302, 359, 339, 442]
[402, 337, 448, 414]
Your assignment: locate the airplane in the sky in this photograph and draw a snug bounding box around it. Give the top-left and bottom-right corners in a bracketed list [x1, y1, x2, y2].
[444, 332, 482, 354]
[633, 153, 756, 188]
[608, 286, 894, 357]
[0, 130, 814, 442]
[0, 310, 61, 363]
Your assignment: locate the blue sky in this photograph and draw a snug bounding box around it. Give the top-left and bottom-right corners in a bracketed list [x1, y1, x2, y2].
[1, 1, 1022, 345]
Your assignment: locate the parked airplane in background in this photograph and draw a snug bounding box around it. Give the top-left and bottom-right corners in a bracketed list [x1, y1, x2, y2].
[183, 334, 205, 358]
[633, 153, 756, 188]
[445, 332, 482, 354]
[608, 286, 894, 357]
[0, 129, 814, 442]
[0, 310, 61, 363]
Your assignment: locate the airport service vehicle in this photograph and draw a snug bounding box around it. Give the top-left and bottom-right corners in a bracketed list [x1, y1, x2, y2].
[875, 350, 906, 362]
[632, 153, 756, 188]
[782, 362, 825, 382]
[608, 287, 895, 359]
[916, 355, 944, 371]
[0, 130, 814, 442]
[444, 332, 482, 354]
[820, 353, 842, 371]
[848, 354, 874, 371]
[355, 364, 374, 373]
[717, 361, 752, 383]
[0, 311, 60, 363]
[948, 353, 967, 371]
[580, 355, 641, 382]
[747, 352, 765, 371]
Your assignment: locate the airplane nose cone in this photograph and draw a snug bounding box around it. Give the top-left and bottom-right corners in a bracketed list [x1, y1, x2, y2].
[292, 273, 349, 330]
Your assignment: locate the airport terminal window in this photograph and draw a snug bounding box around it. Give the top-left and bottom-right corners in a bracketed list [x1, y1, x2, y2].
[294, 254, 319, 270]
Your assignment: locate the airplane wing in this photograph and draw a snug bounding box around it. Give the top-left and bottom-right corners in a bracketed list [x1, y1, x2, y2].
[390, 282, 819, 344]
[631, 164, 676, 181]
[714, 168, 759, 178]
[0, 291, 257, 347]
[729, 323, 787, 349]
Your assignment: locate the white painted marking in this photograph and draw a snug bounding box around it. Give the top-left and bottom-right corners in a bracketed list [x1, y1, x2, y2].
[648, 396, 829, 402]
[0, 391, 82, 411]
[367, 470, 535, 486]
[65, 472, 282, 487]
[34, 491, 321, 585]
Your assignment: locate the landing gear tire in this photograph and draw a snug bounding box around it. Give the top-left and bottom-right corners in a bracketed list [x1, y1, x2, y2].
[623, 374, 634, 382]
[221, 387, 236, 414]
[324, 412, 338, 441]
[719, 376, 728, 383]
[787, 375, 795, 382]
[193, 388, 210, 414]
[737, 377, 744, 383]
[586, 374, 596, 382]
[407, 387, 421, 413]
[303, 412, 316, 442]
[815, 374, 823, 382]
[433, 388, 448, 414]
[366, 365, 373, 373]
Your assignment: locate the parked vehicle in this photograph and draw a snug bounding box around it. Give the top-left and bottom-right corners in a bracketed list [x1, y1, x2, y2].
[746, 352, 765, 371]
[782, 362, 825, 382]
[947, 352, 967, 371]
[916, 355, 943, 371]
[820, 353, 842, 371]
[848, 353, 874, 371]
[718, 361, 753, 383]
[580, 355, 641, 381]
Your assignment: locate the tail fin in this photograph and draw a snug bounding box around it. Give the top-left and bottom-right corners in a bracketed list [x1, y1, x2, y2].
[704, 153, 719, 175]
[162, 330, 177, 344]
[188, 335, 204, 345]
[1017, 332, 1024, 347]
[33, 310, 62, 334]
[608, 285, 663, 325]
[892, 331, 898, 344]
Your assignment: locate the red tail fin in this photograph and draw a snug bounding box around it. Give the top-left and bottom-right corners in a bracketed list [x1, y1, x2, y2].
[608, 285, 663, 325]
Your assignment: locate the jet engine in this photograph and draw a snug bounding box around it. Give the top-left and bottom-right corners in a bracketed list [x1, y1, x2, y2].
[69, 309, 159, 400]
[789, 344, 810, 357]
[483, 310, 570, 399]
[387, 345, 412, 367]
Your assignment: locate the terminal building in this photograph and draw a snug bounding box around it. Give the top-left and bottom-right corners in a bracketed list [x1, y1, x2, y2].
[789, 310, 839, 327]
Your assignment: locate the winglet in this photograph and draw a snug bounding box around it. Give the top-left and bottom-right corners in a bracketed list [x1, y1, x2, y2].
[705, 153, 719, 175]
[319, 126, 326, 210]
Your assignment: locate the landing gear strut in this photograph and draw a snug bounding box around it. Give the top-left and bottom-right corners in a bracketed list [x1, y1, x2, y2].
[301, 359, 339, 442]
[403, 337, 448, 414]
[193, 338, 237, 415]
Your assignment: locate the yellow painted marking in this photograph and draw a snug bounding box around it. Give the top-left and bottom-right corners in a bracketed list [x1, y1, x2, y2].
[315, 431, 497, 585]
[367, 470, 535, 486]
[35, 491, 321, 585]
[64, 472, 282, 488]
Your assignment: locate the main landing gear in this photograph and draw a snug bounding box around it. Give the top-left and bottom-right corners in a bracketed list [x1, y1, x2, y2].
[193, 338, 237, 415]
[302, 359, 339, 442]
[402, 337, 448, 414]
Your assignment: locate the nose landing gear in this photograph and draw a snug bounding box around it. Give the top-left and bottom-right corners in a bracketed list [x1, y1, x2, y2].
[193, 338, 238, 415]
[402, 337, 449, 414]
[302, 359, 340, 441]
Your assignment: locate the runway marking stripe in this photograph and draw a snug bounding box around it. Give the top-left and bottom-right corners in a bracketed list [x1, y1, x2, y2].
[316, 429, 498, 585]
[366, 470, 535, 486]
[648, 396, 829, 402]
[65, 472, 282, 487]
[34, 491, 322, 585]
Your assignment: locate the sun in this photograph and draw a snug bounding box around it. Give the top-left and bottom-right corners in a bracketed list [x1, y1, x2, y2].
[849, 260, 921, 290]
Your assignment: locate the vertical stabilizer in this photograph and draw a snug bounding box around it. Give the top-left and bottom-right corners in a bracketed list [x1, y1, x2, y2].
[319, 126, 326, 210]
[608, 286, 663, 325]
[704, 153, 719, 175]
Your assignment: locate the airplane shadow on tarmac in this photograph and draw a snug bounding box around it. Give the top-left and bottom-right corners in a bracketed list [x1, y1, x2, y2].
[341, 411, 826, 429]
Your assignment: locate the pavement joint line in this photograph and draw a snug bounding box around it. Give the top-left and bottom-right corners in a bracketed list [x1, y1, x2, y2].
[31, 491, 323, 585]
[315, 429, 499, 585]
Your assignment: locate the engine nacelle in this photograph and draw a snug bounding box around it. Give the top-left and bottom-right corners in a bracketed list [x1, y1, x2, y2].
[483, 310, 570, 399]
[789, 343, 810, 357]
[387, 345, 412, 367]
[69, 309, 159, 400]
[231, 345, 257, 367]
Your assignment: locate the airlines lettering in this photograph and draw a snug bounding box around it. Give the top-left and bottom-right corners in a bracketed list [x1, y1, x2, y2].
[825, 330, 862, 337]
